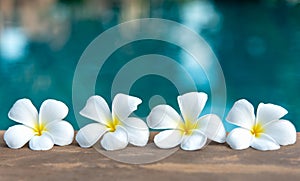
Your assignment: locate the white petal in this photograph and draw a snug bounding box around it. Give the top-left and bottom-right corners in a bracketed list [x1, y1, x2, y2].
[29, 132, 54, 151]
[147, 105, 182, 129]
[79, 95, 112, 125]
[177, 92, 208, 123]
[154, 130, 183, 149]
[8, 98, 38, 129]
[76, 123, 108, 148]
[226, 128, 253, 150]
[180, 130, 207, 151]
[256, 103, 288, 126]
[100, 125, 128, 151]
[226, 99, 255, 130]
[46, 121, 74, 146]
[197, 114, 226, 143]
[4, 125, 35, 149]
[122, 117, 149, 146]
[112, 93, 142, 121]
[39, 99, 68, 126]
[264, 120, 296, 146]
[251, 133, 280, 151]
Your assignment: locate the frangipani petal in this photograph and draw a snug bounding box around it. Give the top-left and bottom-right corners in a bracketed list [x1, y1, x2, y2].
[251, 133, 280, 151]
[180, 130, 207, 151]
[39, 99, 68, 126]
[29, 132, 54, 151]
[112, 93, 142, 121]
[226, 128, 253, 150]
[76, 123, 108, 148]
[8, 98, 38, 129]
[4, 125, 35, 149]
[177, 92, 207, 123]
[79, 95, 112, 125]
[154, 130, 183, 149]
[46, 121, 74, 146]
[147, 105, 182, 129]
[226, 99, 255, 130]
[256, 103, 288, 126]
[122, 117, 149, 146]
[100, 125, 128, 151]
[264, 120, 296, 146]
[197, 114, 226, 143]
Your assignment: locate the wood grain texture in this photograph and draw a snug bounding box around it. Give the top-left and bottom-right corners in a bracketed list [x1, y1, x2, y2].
[0, 131, 299, 181]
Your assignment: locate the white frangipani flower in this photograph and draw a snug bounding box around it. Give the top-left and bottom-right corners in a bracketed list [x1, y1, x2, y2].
[4, 99, 74, 150]
[226, 99, 296, 151]
[76, 94, 149, 151]
[147, 92, 226, 151]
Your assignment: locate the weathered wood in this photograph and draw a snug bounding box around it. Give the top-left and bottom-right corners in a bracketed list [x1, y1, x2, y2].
[0, 131, 299, 180]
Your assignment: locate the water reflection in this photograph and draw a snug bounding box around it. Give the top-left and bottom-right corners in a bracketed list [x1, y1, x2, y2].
[0, 0, 299, 131]
[0, 27, 27, 61]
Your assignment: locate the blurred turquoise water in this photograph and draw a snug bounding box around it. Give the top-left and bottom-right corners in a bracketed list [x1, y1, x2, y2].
[0, 0, 299, 131]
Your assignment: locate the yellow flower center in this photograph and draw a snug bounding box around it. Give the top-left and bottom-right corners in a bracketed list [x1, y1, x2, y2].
[250, 123, 264, 138]
[33, 123, 47, 136]
[179, 119, 198, 135]
[106, 117, 121, 132]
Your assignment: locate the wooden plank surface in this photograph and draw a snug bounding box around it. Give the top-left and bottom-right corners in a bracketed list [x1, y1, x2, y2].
[0, 131, 299, 181]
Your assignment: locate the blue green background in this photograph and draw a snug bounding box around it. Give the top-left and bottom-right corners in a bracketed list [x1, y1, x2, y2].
[0, 0, 299, 131]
